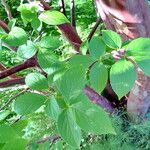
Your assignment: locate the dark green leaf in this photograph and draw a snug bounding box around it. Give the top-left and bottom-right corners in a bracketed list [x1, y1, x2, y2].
[0, 124, 19, 143]
[57, 109, 82, 148]
[73, 94, 115, 135]
[89, 36, 106, 59]
[14, 92, 46, 115]
[110, 59, 137, 99]
[45, 96, 61, 120]
[90, 62, 108, 93]
[102, 30, 122, 49]
[69, 55, 95, 68]
[56, 66, 86, 101]
[1, 139, 27, 150]
[8, 19, 16, 30]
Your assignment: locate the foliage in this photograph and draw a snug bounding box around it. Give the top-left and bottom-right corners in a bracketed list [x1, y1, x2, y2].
[0, 0, 150, 149]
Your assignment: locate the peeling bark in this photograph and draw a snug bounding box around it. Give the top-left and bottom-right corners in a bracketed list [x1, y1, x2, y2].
[95, 0, 150, 119]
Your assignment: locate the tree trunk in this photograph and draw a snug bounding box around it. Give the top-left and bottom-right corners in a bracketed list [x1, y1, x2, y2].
[95, 0, 150, 120]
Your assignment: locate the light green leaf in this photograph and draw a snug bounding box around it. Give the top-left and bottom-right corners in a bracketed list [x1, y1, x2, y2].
[110, 59, 137, 99]
[0, 110, 10, 121]
[57, 109, 82, 148]
[2, 27, 28, 46]
[73, 94, 115, 135]
[80, 41, 88, 55]
[14, 92, 46, 115]
[134, 56, 150, 76]
[2, 138, 27, 150]
[126, 38, 150, 57]
[45, 96, 61, 120]
[89, 36, 106, 59]
[39, 10, 69, 25]
[0, 124, 19, 143]
[56, 66, 86, 101]
[39, 35, 61, 49]
[31, 18, 41, 31]
[90, 62, 108, 93]
[25, 72, 48, 90]
[69, 55, 95, 68]
[8, 19, 16, 30]
[102, 30, 122, 49]
[17, 41, 37, 59]
[37, 49, 58, 74]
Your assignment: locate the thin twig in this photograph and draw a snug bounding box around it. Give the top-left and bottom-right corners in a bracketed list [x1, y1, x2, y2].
[0, 88, 29, 111]
[87, 17, 102, 41]
[37, 135, 60, 144]
[59, 0, 66, 16]
[70, 0, 76, 28]
[1, 0, 13, 20]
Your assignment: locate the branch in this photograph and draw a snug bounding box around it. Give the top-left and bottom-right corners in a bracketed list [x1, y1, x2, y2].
[40, 0, 82, 51]
[0, 56, 38, 79]
[87, 17, 102, 41]
[1, 0, 13, 20]
[58, 24, 82, 51]
[0, 63, 18, 78]
[0, 77, 25, 88]
[0, 77, 114, 113]
[40, 0, 51, 10]
[0, 19, 9, 33]
[84, 85, 114, 113]
[70, 0, 76, 28]
[0, 88, 29, 111]
[59, 0, 66, 16]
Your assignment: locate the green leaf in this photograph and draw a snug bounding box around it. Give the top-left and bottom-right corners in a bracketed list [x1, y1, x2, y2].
[25, 72, 48, 90]
[17, 41, 37, 59]
[80, 41, 88, 55]
[0, 110, 10, 121]
[56, 66, 86, 101]
[31, 18, 41, 31]
[69, 55, 95, 68]
[90, 62, 108, 93]
[2, 138, 27, 150]
[45, 96, 61, 120]
[134, 56, 150, 76]
[14, 92, 46, 115]
[2, 27, 28, 46]
[89, 36, 106, 59]
[126, 38, 150, 57]
[110, 59, 137, 99]
[39, 10, 69, 25]
[8, 19, 16, 30]
[57, 109, 82, 148]
[18, 4, 38, 24]
[37, 49, 58, 74]
[102, 30, 122, 49]
[39, 35, 61, 49]
[73, 94, 115, 135]
[12, 120, 28, 136]
[0, 124, 19, 143]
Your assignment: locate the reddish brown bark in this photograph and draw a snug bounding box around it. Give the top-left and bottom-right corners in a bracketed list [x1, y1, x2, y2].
[95, 0, 150, 119]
